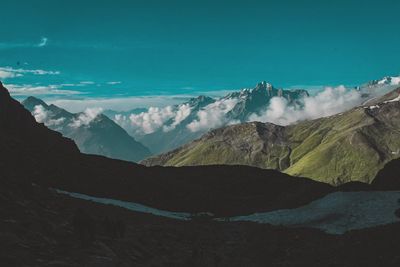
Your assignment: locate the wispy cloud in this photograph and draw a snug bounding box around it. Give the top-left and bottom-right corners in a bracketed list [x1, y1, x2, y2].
[69, 108, 103, 128]
[48, 96, 190, 113]
[0, 37, 50, 50]
[187, 98, 239, 132]
[80, 81, 95, 85]
[0, 69, 23, 79]
[0, 66, 60, 79]
[6, 84, 82, 96]
[37, 37, 48, 47]
[107, 81, 122, 85]
[33, 105, 66, 127]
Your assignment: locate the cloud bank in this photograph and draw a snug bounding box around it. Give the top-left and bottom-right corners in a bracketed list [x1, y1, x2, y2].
[249, 86, 364, 125]
[187, 98, 238, 132]
[114, 103, 192, 135]
[69, 108, 103, 128]
[33, 105, 65, 127]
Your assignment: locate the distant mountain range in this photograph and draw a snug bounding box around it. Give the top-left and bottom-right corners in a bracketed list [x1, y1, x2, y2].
[142, 86, 400, 185]
[22, 97, 151, 162]
[108, 77, 400, 155]
[110, 82, 309, 154]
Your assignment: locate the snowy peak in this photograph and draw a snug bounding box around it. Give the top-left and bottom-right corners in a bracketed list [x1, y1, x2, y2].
[377, 76, 400, 86]
[255, 81, 273, 91]
[186, 95, 215, 109]
[365, 75, 400, 87]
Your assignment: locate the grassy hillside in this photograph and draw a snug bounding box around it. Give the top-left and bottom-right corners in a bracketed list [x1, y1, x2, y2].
[143, 88, 400, 185]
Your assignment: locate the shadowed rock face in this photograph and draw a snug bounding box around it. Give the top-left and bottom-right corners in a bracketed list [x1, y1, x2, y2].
[0, 82, 333, 217]
[0, 82, 80, 182]
[372, 158, 400, 190]
[143, 87, 400, 185]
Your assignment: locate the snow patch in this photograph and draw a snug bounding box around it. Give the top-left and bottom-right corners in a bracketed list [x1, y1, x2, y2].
[55, 189, 191, 220]
[228, 191, 400, 235]
[384, 94, 400, 103]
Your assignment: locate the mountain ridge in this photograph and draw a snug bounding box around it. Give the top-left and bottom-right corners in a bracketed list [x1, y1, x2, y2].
[22, 96, 151, 162]
[142, 87, 400, 185]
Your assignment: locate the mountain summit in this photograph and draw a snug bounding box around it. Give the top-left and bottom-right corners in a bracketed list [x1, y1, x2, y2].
[120, 82, 309, 154]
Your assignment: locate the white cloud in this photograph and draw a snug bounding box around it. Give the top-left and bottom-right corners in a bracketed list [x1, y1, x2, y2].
[33, 105, 65, 127]
[187, 98, 238, 132]
[69, 108, 103, 128]
[249, 86, 364, 126]
[107, 81, 122, 85]
[33, 105, 48, 123]
[391, 77, 400, 85]
[0, 69, 23, 79]
[38, 37, 48, 47]
[112, 103, 193, 135]
[163, 103, 191, 132]
[128, 106, 176, 134]
[5, 84, 81, 96]
[0, 66, 60, 78]
[80, 81, 95, 85]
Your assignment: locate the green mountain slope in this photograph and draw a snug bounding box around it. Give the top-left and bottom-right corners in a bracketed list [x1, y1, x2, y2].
[142, 88, 400, 185]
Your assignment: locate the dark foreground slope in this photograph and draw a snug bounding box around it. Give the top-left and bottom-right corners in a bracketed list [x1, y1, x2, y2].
[372, 158, 400, 190]
[0, 82, 332, 216]
[1, 171, 400, 266]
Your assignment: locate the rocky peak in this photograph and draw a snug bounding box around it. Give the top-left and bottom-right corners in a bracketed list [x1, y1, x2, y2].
[255, 81, 273, 91]
[187, 95, 214, 108]
[22, 96, 49, 110]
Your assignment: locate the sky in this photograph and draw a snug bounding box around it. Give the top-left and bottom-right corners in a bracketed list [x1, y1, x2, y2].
[1, 0, 400, 111]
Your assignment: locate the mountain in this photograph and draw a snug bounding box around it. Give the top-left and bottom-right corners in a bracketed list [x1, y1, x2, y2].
[111, 82, 309, 154]
[142, 87, 400, 185]
[1, 82, 333, 216]
[371, 157, 400, 190]
[135, 95, 215, 154]
[22, 96, 151, 162]
[102, 107, 148, 118]
[222, 81, 308, 121]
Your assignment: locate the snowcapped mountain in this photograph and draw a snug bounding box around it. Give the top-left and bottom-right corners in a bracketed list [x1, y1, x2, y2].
[109, 82, 309, 154]
[376, 76, 400, 86]
[223, 81, 309, 121]
[22, 97, 151, 162]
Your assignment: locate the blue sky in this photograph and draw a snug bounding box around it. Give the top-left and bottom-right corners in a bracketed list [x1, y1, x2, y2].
[1, 0, 400, 111]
